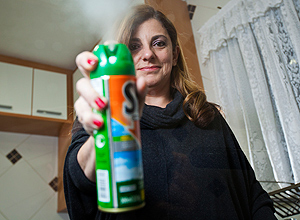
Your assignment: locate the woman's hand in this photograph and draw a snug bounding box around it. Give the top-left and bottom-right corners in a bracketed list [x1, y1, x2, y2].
[74, 50, 147, 182]
[74, 52, 106, 135]
[74, 51, 147, 135]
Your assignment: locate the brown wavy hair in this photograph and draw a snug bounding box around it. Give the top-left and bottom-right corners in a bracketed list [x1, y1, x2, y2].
[116, 4, 218, 128]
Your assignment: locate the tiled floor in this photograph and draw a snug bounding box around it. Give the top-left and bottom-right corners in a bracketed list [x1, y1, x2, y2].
[0, 131, 69, 220]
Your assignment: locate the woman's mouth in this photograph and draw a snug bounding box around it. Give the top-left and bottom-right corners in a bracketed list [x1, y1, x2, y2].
[138, 66, 160, 71]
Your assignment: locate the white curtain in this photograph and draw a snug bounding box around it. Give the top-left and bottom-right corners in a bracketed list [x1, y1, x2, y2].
[197, 0, 300, 192]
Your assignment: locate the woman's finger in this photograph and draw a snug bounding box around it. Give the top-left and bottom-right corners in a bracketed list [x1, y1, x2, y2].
[75, 51, 99, 78]
[76, 77, 107, 111]
[74, 96, 104, 135]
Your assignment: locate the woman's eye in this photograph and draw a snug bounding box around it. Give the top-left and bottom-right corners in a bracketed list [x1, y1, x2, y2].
[128, 43, 140, 51]
[153, 40, 166, 47]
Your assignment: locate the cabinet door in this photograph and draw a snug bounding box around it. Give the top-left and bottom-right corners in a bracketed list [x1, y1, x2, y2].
[32, 69, 67, 120]
[0, 62, 32, 115]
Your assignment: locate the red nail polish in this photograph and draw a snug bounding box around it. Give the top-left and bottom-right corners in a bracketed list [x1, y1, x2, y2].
[93, 120, 103, 127]
[95, 98, 106, 109]
[87, 59, 97, 66]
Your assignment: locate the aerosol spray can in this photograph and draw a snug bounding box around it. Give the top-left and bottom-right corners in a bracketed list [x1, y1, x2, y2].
[90, 43, 145, 213]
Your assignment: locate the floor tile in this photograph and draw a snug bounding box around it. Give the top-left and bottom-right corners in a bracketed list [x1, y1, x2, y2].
[4, 188, 54, 220]
[17, 134, 58, 161]
[0, 160, 52, 217]
[0, 131, 29, 155]
[0, 153, 12, 177]
[31, 194, 70, 220]
[27, 150, 57, 183]
[0, 211, 7, 220]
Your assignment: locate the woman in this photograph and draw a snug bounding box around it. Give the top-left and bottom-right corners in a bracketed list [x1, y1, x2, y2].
[64, 5, 277, 220]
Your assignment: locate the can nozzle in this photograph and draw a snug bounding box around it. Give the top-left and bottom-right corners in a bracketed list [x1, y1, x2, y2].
[91, 42, 135, 78]
[104, 40, 118, 55]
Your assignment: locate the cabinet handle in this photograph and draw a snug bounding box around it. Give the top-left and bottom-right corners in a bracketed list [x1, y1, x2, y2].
[0, 104, 13, 110]
[36, 109, 62, 116]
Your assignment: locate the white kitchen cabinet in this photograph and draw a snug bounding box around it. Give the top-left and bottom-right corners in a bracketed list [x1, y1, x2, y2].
[32, 69, 67, 120]
[0, 62, 33, 115]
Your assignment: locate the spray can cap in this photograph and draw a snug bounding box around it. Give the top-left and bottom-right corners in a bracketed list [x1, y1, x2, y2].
[90, 42, 135, 79]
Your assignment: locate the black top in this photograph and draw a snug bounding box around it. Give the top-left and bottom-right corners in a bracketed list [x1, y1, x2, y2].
[63, 91, 276, 220]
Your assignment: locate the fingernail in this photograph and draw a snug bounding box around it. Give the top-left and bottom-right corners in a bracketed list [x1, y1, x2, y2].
[95, 98, 106, 109]
[93, 120, 103, 127]
[87, 59, 97, 66]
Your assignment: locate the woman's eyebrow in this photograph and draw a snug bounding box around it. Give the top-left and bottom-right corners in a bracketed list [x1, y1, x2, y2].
[129, 38, 140, 43]
[151, 35, 167, 41]
[129, 35, 168, 44]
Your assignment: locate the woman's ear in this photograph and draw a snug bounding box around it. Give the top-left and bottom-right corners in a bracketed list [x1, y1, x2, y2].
[172, 45, 180, 66]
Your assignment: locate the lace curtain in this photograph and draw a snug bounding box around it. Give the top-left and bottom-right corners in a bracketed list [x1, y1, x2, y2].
[197, 0, 300, 192]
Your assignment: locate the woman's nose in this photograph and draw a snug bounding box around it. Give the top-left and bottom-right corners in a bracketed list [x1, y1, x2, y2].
[141, 47, 154, 61]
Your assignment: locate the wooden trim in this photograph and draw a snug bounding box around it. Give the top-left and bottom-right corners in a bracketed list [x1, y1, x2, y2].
[31, 68, 34, 115]
[66, 71, 74, 122]
[0, 111, 69, 122]
[57, 122, 73, 212]
[0, 54, 73, 75]
[0, 112, 72, 137]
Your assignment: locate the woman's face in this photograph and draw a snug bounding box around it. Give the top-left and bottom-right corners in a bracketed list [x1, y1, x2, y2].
[129, 19, 178, 91]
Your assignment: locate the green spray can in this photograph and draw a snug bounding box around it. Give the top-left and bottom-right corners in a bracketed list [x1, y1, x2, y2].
[90, 43, 145, 213]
